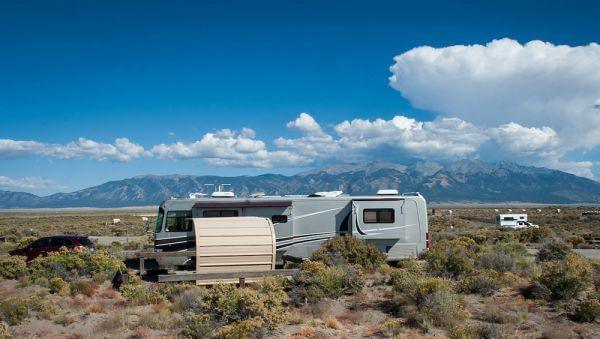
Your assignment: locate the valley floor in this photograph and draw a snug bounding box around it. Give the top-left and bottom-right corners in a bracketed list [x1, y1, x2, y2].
[1, 206, 599, 338]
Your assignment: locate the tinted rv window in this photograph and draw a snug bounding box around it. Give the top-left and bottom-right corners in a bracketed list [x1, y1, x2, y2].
[202, 210, 239, 217]
[363, 209, 395, 223]
[154, 207, 165, 233]
[271, 215, 288, 224]
[166, 210, 193, 232]
[202, 210, 238, 218]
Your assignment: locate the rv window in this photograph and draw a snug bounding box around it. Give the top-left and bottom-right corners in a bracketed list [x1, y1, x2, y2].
[271, 215, 288, 224]
[166, 210, 193, 232]
[363, 209, 395, 223]
[202, 210, 239, 218]
[155, 207, 165, 233]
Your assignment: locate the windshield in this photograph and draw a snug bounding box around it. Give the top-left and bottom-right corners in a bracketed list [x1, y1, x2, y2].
[155, 207, 165, 233]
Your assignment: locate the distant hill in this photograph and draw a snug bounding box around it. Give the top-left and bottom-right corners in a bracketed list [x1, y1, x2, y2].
[1, 159, 600, 208]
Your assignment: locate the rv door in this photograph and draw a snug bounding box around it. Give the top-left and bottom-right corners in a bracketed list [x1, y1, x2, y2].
[351, 199, 421, 258]
[351, 200, 403, 238]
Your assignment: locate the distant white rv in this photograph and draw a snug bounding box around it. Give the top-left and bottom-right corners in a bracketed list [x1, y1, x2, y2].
[496, 214, 538, 229]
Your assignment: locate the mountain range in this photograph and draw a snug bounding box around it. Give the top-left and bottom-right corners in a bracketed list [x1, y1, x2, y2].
[1, 159, 600, 208]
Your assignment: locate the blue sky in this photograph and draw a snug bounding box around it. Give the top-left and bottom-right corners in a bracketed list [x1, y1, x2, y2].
[1, 0, 599, 195]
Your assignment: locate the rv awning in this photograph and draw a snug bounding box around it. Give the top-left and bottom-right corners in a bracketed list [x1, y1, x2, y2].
[192, 200, 292, 209]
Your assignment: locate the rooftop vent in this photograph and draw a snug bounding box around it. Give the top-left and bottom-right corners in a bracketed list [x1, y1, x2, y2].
[311, 190, 343, 197]
[188, 192, 207, 199]
[401, 192, 421, 196]
[377, 189, 399, 195]
[212, 191, 235, 198]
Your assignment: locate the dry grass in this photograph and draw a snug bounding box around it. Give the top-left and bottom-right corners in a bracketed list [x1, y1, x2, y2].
[86, 303, 105, 314]
[56, 313, 77, 326]
[100, 287, 120, 299]
[95, 310, 128, 333]
[323, 315, 343, 330]
[293, 326, 317, 338]
[129, 326, 150, 339]
[1, 207, 599, 338]
[0, 211, 154, 249]
[138, 307, 183, 330]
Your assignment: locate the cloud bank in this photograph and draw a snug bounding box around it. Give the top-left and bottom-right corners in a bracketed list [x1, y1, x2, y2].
[0, 176, 63, 189]
[0, 138, 150, 162]
[389, 38, 600, 151]
[0, 39, 597, 179]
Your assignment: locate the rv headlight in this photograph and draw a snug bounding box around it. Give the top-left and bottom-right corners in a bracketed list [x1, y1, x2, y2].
[154, 248, 163, 253]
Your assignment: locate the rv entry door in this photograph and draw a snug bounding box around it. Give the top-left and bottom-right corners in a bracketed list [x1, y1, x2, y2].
[352, 199, 420, 259]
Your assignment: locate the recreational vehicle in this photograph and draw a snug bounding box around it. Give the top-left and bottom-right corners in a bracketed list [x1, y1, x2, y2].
[153, 190, 429, 268]
[496, 214, 538, 229]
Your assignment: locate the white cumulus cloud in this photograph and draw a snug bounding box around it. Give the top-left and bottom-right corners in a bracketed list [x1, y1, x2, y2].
[334, 116, 488, 158]
[0, 176, 63, 189]
[152, 128, 310, 168]
[0, 138, 150, 162]
[276, 113, 488, 162]
[491, 122, 560, 157]
[286, 112, 326, 136]
[389, 38, 600, 150]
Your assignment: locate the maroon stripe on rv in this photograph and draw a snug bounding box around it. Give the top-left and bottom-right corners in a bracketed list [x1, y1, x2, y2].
[192, 200, 292, 209]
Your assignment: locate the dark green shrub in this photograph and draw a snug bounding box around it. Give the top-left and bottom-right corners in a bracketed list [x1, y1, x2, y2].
[396, 258, 427, 273]
[537, 253, 593, 300]
[24, 296, 56, 320]
[451, 323, 501, 339]
[215, 317, 264, 339]
[28, 248, 124, 282]
[15, 236, 36, 249]
[172, 287, 204, 313]
[477, 241, 529, 273]
[476, 252, 515, 272]
[458, 270, 501, 296]
[421, 237, 480, 277]
[391, 268, 426, 297]
[379, 318, 403, 337]
[154, 282, 198, 302]
[520, 281, 552, 301]
[199, 276, 288, 330]
[392, 273, 467, 328]
[290, 260, 363, 305]
[566, 235, 586, 248]
[421, 288, 468, 328]
[0, 321, 9, 338]
[120, 284, 166, 305]
[492, 241, 528, 257]
[481, 305, 522, 324]
[49, 277, 69, 295]
[536, 239, 572, 262]
[310, 236, 386, 271]
[0, 298, 27, 325]
[0, 255, 26, 280]
[572, 299, 600, 322]
[517, 225, 551, 243]
[180, 314, 216, 339]
[0, 296, 57, 325]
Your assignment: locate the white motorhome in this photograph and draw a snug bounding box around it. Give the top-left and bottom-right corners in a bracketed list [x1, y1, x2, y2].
[496, 214, 538, 229]
[152, 190, 429, 268]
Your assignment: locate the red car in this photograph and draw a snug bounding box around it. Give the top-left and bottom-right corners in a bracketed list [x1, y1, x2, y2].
[9, 235, 96, 261]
